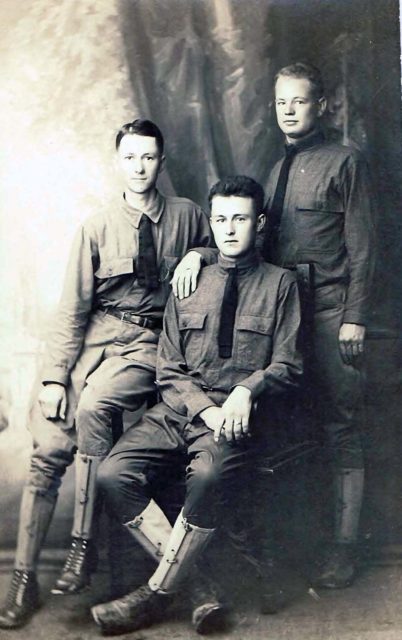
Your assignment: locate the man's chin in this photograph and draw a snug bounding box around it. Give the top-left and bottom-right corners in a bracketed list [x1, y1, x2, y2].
[220, 247, 248, 259]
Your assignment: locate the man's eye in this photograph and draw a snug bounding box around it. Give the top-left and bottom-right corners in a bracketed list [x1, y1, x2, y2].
[144, 156, 154, 161]
[236, 217, 246, 222]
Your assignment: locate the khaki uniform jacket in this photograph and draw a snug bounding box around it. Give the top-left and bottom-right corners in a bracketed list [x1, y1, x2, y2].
[41, 191, 214, 386]
[156, 251, 302, 421]
[265, 131, 375, 326]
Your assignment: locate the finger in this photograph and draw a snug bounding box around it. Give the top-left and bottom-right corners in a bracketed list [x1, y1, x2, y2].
[60, 393, 67, 421]
[344, 342, 353, 365]
[178, 274, 187, 301]
[39, 401, 50, 419]
[242, 416, 249, 436]
[214, 421, 223, 443]
[233, 419, 243, 441]
[183, 271, 191, 299]
[224, 420, 234, 442]
[171, 275, 179, 298]
[351, 342, 360, 359]
[339, 341, 349, 364]
[190, 269, 198, 294]
[44, 402, 57, 420]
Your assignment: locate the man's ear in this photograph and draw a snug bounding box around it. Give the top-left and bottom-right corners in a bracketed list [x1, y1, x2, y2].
[317, 96, 327, 118]
[257, 213, 265, 233]
[158, 155, 166, 173]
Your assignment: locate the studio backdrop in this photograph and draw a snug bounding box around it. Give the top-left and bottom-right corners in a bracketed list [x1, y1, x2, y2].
[0, 0, 401, 550]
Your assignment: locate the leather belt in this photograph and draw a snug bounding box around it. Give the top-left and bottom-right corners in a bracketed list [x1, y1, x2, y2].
[102, 308, 162, 329]
[284, 263, 314, 293]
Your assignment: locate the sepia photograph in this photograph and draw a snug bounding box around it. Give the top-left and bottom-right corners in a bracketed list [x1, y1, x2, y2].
[0, 1, 401, 638]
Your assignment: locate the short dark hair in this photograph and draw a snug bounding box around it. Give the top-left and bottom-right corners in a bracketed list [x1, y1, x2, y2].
[115, 119, 164, 154]
[208, 175, 265, 216]
[275, 62, 324, 99]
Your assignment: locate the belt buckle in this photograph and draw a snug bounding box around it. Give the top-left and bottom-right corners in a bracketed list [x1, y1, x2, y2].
[121, 311, 137, 325]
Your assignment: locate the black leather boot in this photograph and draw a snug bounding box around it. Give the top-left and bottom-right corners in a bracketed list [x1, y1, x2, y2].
[0, 570, 40, 629]
[255, 555, 288, 615]
[313, 543, 357, 589]
[51, 537, 98, 595]
[91, 584, 170, 635]
[190, 568, 227, 635]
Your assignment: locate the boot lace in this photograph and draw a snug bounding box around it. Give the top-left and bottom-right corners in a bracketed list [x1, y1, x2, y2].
[62, 538, 89, 576]
[6, 570, 30, 608]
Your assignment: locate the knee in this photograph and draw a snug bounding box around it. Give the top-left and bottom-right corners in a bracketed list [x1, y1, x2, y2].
[186, 451, 222, 494]
[327, 427, 363, 469]
[29, 445, 75, 493]
[97, 457, 120, 497]
[76, 386, 102, 425]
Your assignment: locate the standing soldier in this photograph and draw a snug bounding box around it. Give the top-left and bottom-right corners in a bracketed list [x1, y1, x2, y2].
[0, 119, 215, 630]
[263, 62, 375, 588]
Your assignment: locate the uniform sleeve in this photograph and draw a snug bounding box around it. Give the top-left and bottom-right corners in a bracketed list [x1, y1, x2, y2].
[156, 294, 216, 420]
[340, 152, 376, 325]
[41, 223, 98, 386]
[188, 207, 218, 266]
[236, 272, 303, 398]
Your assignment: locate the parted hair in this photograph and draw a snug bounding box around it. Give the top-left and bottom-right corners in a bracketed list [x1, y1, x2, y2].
[115, 119, 164, 154]
[275, 62, 325, 99]
[208, 175, 265, 216]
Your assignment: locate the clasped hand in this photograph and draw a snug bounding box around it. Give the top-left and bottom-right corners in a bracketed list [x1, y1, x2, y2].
[199, 386, 252, 443]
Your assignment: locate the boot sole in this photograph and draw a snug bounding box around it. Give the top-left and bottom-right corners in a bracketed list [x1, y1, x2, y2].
[0, 601, 42, 630]
[193, 604, 227, 635]
[51, 583, 91, 596]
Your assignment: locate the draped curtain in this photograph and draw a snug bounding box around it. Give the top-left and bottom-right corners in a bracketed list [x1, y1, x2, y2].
[0, 0, 401, 545]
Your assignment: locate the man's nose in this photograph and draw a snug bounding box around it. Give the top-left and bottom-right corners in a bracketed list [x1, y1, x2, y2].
[225, 220, 235, 235]
[133, 158, 144, 173]
[284, 102, 295, 115]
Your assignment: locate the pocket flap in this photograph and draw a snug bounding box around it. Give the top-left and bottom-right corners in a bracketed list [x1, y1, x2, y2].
[95, 258, 134, 279]
[179, 312, 207, 331]
[237, 315, 274, 335]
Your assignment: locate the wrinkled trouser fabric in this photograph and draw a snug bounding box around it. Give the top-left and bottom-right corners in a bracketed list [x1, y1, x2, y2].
[98, 402, 259, 531]
[16, 312, 159, 568]
[302, 284, 364, 470]
[28, 311, 159, 494]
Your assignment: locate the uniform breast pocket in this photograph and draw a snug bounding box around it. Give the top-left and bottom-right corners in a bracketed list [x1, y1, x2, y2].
[234, 315, 274, 371]
[295, 197, 344, 254]
[179, 312, 208, 369]
[95, 257, 135, 279]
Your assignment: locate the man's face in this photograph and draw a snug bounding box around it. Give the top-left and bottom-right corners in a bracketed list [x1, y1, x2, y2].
[210, 195, 264, 259]
[275, 76, 326, 142]
[117, 133, 164, 194]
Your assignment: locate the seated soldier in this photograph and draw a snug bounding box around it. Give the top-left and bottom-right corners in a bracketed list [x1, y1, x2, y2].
[0, 118, 216, 631]
[90, 175, 302, 635]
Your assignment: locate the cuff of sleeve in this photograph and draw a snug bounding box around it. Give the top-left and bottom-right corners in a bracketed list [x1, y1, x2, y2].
[186, 394, 217, 422]
[41, 365, 70, 387]
[342, 310, 367, 326]
[235, 371, 266, 399]
[190, 247, 218, 266]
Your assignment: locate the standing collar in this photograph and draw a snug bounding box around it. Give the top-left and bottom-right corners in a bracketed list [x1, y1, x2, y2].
[286, 129, 325, 154]
[217, 249, 260, 275]
[121, 189, 165, 228]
